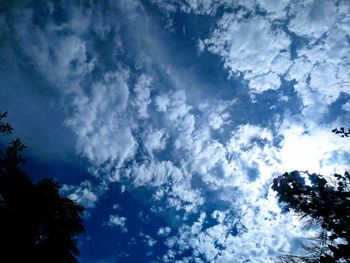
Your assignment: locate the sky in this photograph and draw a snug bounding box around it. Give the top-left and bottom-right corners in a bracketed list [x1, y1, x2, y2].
[0, 0, 350, 262]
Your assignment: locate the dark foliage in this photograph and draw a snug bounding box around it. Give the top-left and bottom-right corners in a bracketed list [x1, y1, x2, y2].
[332, 128, 350, 138]
[0, 112, 85, 263]
[272, 171, 350, 262]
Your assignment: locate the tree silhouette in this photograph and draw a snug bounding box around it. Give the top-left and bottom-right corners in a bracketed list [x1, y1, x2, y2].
[272, 171, 350, 262]
[0, 112, 85, 263]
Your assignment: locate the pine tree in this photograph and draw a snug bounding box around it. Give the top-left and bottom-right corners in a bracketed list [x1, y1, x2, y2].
[272, 171, 350, 262]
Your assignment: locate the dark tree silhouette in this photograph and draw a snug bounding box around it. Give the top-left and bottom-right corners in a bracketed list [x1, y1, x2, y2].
[0, 112, 85, 263]
[272, 171, 350, 263]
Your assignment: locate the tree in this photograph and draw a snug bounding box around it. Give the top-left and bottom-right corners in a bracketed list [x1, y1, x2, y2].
[272, 171, 350, 262]
[332, 128, 350, 138]
[0, 112, 85, 263]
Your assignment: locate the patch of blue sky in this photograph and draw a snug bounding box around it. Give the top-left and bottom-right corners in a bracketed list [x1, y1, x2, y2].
[191, 173, 236, 208]
[139, 0, 247, 102]
[78, 183, 170, 263]
[22, 155, 91, 184]
[322, 92, 350, 124]
[0, 46, 76, 164]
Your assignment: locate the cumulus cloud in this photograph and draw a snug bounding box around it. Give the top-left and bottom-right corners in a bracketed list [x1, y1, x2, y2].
[162, 206, 306, 263]
[211, 210, 226, 224]
[249, 72, 281, 93]
[199, 100, 232, 131]
[132, 74, 153, 119]
[64, 70, 137, 167]
[149, 0, 236, 15]
[61, 181, 99, 209]
[257, 0, 289, 19]
[180, 0, 350, 115]
[203, 13, 291, 93]
[155, 90, 196, 151]
[106, 214, 128, 233]
[288, 0, 338, 39]
[154, 95, 170, 112]
[287, 28, 350, 115]
[189, 137, 233, 188]
[343, 101, 350, 112]
[143, 128, 168, 154]
[129, 160, 184, 187]
[150, 0, 350, 107]
[157, 226, 172, 237]
[140, 233, 158, 247]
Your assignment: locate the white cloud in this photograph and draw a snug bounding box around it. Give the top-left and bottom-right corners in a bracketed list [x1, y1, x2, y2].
[61, 181, 98, 208]
[199, 100, 232, 131]
[197, 0, 350, 110]
[288, 30, 350, 112]
[228, 124, 273, 149]
[12, 4, 138, 170]
[129, 160, 184, 187]
[278, 120, 350, 175]
[225, 124, 280, 201]
[154, 95, 170, 112]
[149, 0, 236, 15]
[151, 0, 350, 112]
[140, 233, 158, 247]
[10, 1, 350, 262]
[203, 13, 291, 93]
[13, 8, 96, 87]
[144, 128, 168, 154]
[249, 72, 281, 93]
[189, 138, 234, 188]
[157, 90, 195, 151]
[287, 42, 349, 116]
[163, 206, 307, 263]
[166, 182, 204, 213]
[132, 74, 153, 119]
[211, 210, 226, 224]
[106, 214, 128, 233]
[157, 226, 172, 237]
[257, 0, 289, 19]
[65, 70, 137, 167]
[208, 112, 230, 130]
[53, 35, 95, 80]
[288, 0, 338, 39]
[342, 101, 350, 112]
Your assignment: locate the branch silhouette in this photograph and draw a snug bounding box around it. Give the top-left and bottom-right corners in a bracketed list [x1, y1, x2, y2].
[272, 171, 350, 262]
[332, 127, 350, 138]
[0, 111, 85, 263]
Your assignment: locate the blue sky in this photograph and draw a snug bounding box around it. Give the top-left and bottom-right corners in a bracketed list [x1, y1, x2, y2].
[1, 0, 350, 262]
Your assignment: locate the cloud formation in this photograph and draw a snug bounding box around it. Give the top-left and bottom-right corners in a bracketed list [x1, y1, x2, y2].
[106, 214, 128, 233]
[5, 0, 350, 262]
